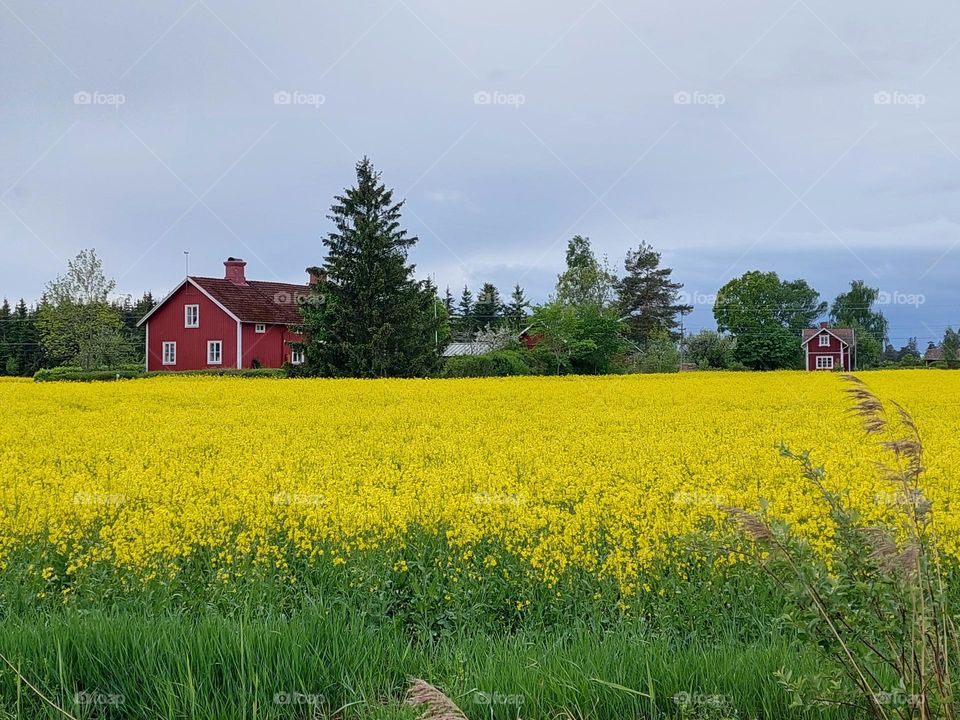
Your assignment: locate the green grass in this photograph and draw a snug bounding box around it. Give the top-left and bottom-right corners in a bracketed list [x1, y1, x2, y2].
[0, 534, 924, 718]
[0, 610, 847, 720]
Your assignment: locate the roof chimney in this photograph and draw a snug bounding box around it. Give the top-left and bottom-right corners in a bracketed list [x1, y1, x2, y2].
[820, 321, 829, 329]
[224, 257, 247, 285]
[307, 267, 326, 286]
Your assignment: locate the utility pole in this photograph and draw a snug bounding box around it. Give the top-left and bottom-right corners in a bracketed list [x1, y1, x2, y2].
[678, 307, 686, 370]
[184, 251, 190, 277]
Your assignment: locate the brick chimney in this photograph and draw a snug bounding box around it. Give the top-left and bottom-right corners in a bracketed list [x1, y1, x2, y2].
[820, 321, 829, 329]
[224, 257, 247, 285]
[307, 267, 326, 285]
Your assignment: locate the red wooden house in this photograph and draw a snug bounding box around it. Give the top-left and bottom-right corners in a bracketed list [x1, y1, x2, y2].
[801, 322, 856, 371]
[137, 258, 311, 371]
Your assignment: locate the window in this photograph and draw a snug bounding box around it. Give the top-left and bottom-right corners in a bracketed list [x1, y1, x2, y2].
[162, 342, 176, 365]
[816, 355, 834, 369]
[290, 349, 304, 365]
[255, 323, 266, 334]
[207, 340, 222, 365]
[818, 333, 830, 347]
[185, 305, 199, 328]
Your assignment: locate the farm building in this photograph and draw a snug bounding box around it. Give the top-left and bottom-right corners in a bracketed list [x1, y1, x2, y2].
[137, 258, 311, 371]
[924, 345, 943, 366]
[801, 322, 856, 371]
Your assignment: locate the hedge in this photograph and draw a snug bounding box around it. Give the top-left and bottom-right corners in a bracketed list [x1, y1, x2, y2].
[439, 349, 533, 378]
[34, 366, 286, 382]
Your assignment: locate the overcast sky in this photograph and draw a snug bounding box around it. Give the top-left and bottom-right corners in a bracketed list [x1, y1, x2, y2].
[2, 1, 959, 345]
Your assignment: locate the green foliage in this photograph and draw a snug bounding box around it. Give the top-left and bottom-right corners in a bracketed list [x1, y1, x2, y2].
[35, 249, 132, 371]
[505, 284, 530, 332]
[299, 158, 441, 378]
[630, 328, 680, 373]
[725, 378, 957, 718]
[715, 271, 826, 370]
[617, 242, 691, 344]
[830, 282, 888, 368]
[33, 366, 285, 382]
[531, 301, 626, 375]
[686, 330, 737, 370]
[439, 348, 533, 377]
[942, 328, 960, 369]
[33, 366, 144, 382]
[556, 235, 617, 308]
[473, 282, 503, 329]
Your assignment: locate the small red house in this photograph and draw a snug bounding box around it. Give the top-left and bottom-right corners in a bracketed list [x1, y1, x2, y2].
[137, 258, 311, 371]
[801, 322, 856, 371]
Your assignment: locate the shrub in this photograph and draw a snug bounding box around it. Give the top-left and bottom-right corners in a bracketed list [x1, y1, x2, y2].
[439, 349, 532, 378]
[34, 366, 286, 382]
[34, 368, 144, 382]
[147, 368, 285, 379]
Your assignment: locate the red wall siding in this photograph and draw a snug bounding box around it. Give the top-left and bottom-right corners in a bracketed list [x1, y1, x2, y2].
[241, 324, 302, 368]
[146, 283, 239, 371]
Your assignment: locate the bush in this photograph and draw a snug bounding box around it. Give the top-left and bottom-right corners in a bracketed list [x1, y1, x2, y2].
[34, 366, 285, 382]
[34, 368, 144, 382]
[147, 368, 285, 379]
[439, 349, 533, 378]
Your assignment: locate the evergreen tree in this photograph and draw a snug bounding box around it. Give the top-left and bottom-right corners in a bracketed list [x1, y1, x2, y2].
[455, 285, 474, 339]
[473, 282, 502, 329]
[0, 299, 10, 375]
[442, 286, 455, 317]
[506, 284, 530, 331]
[7, 299, 43, 376]
[943, 328, 960, 369]
[616, 242, 691, 344]
[897, 338, 921, 366]
[300, 157, 440, 378]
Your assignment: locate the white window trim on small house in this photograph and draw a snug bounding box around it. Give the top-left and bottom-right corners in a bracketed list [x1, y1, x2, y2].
[290, 348, 304, 365]
[818, 333, 830, 347]
[255, 323, 266, 333]
[185, 304, 199, 328]
[207, 340, 223, 365]
[816, 355, 834, 369]
[162, 342, 176, 365]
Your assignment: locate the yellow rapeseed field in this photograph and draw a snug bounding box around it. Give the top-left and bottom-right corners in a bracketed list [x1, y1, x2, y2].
[0, 371, 957, 596]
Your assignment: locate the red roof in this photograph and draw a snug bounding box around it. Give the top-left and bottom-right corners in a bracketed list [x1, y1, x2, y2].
[190, 276, 310, 325]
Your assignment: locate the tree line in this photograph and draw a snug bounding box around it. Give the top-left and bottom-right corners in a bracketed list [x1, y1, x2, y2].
[0, 250, 153, 375]
[4, 157, 957, 378]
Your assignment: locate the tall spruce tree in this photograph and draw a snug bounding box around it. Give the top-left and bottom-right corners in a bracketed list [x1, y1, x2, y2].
[455, 285, 475, 338]
[506, 284, 530, 331]
[616, 242, 691, 344]
[442, 286, 455, 317]
[473, 282, 502, 329]
[300, 157, 440, 377]
[0, 299, 11, 375]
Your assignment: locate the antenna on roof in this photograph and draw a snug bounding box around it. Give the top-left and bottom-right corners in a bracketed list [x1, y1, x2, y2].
[184, 251, 190, 277]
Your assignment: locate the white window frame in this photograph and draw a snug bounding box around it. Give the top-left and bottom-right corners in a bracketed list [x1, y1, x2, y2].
[818, 333, 830, 347]
[162, 342, 176, 365]
[816, 355, 834, 369]
[185, 304, 199, 328]
[255, 323, 266, 334]
[290, 348, 304, 365]
[207, 340, 223, 365]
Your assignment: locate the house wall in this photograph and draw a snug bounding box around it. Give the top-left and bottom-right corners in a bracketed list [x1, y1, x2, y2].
[805, 330, 849, 371]
[241, 324, 302, 368]
[146, 283, 239, 371]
